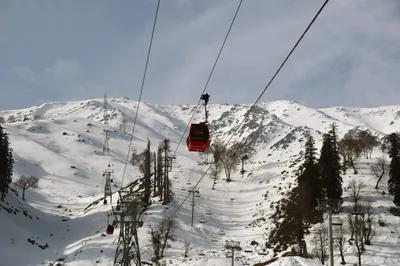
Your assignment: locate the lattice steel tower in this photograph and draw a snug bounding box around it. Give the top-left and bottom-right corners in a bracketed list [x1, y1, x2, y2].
[103, 164, 114, 204]
[112, 189, 143, 266]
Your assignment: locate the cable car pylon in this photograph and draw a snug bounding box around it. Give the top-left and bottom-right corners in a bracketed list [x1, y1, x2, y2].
[201, 93, 210, 123]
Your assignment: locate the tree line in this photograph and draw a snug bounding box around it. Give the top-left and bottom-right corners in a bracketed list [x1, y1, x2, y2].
[0, 124, 40, 202]
[199, 139, 254, 189]
[267, 124, 400, 263]
[0, 125, 14, 200]
[131, 138, 174, 206]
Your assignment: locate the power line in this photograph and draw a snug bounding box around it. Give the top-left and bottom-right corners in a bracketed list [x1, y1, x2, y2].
[120, 0, 161, 188]
[169, 0, 331, 219]
[171, 0, 244, 157]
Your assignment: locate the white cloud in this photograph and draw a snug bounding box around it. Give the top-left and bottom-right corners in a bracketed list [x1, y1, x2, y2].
[2, 0, 400, 108]
[41, 58, 95, 100]
[11, 66, 36, 82]
[44, 58, 81, 82]
[115, 0, 400, 107]
[43, 1, 400, 107]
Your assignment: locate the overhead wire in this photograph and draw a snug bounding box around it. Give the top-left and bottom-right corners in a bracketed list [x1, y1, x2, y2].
[168, 0, 331, 219]
[171, 0, 244, 158]
[120, 0, 161, 187]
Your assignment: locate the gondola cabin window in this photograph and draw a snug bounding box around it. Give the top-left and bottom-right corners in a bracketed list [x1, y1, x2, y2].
[190, 124, 209, 141]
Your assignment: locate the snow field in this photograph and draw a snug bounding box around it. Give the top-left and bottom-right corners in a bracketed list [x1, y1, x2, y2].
[0, 98, 400, 265]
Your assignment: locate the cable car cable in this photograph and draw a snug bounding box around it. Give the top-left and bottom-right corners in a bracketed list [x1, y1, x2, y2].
[172, 0, 244, 157]
[120, 0, 161, 188]
[168, 0, 331, 219]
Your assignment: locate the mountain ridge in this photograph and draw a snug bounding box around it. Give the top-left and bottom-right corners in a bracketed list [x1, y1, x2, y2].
[1, 97, 400, 265]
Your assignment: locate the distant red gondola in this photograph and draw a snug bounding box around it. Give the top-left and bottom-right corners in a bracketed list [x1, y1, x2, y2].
[187, 93, 211, 153]
[187, 123, 210, 152]
[106, 224, 114, 235]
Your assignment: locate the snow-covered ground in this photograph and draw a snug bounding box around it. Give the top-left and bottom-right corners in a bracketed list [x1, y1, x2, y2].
[0, 97, 400, 266]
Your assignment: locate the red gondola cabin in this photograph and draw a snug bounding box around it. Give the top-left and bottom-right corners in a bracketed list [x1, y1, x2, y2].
[106, 224, 114, 235]
[187, 123, 210, 152]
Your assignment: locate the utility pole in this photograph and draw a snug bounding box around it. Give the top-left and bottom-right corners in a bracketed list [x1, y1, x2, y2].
[191, 189, 195, 226]
[122, 119, 127, 134]
[113, 188, 144, 266]
[299, 224, 311, 257]
[103, 92, 110, 155]
[317, 198, 342, 266]
[351, 205, 365, 227]
[188, 187, 199, 226]
[240, 154, 249, 175]
[351, 206, 365, 255]
[225, 240, 240, 266]
[103, 164, 114, 204]
[332, 217, 345, 265]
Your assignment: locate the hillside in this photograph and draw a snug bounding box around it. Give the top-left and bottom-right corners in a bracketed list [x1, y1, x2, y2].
[1, 97, 400, 266]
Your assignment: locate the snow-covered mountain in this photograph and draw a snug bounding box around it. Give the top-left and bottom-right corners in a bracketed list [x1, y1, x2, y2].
[1, 97, 400, 266]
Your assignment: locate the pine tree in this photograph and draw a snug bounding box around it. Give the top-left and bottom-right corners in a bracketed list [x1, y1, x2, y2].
[268, 185, 314, 256]
[130, 139, 152, 205]
[386, 133, 400, 206]
[0, 125, 14, 200]
[319, 123, 343, 200]
[153, 151, 157, 196]
[161, 139, 172, 204]
[297, 135, 323, 223]
[0, 125, 5, 198]
[143, 139, 152, 204]
[268, 135, 322, 255]
[157, 143, 163, 199]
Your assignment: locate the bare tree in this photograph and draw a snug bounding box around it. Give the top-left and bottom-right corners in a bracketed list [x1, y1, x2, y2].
[349, 179, 365, 210]
[131, 148, 146, 174]
[312, 225, 328, 265]
[14, 175, 39, 200]
[210, 162, 222, 190]
[160, 217, 176, 257]
[198, 146, 211, 164]
[353, 215, 365, 266]
[210, 139, 226, 164]
[361, 203, 375, 245]
[149, 224, 163, 262]
[210, 139, 253, 182]
[370, 156, 389, 189]
[357, 130, 379, 158]
[334, 226, 346, 265]
[183, 241, 192, 257]
[338, 134, 363, 174]
[149, 217, 177, 262]
[222, 142, 252, 182]
[380, 136, 390, 153]
[0, 116, 4, 123]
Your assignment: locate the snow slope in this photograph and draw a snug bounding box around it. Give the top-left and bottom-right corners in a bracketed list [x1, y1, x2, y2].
[0, 97, 400, 266]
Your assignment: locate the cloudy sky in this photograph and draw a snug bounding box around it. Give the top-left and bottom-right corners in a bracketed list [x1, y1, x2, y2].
[1, 0, 399, 110]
